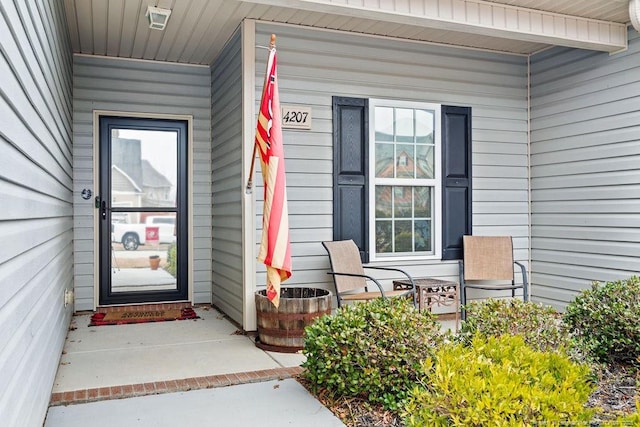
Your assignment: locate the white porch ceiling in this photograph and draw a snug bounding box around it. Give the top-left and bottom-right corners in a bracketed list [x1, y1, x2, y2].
[63, 0, 633, 65]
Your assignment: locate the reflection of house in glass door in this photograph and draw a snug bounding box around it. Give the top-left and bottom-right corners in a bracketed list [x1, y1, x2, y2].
[100, 117, 187, 305]
[111, 134, 175, 224]
[141, 159, 174, 207]
[111, 164, 142, 224]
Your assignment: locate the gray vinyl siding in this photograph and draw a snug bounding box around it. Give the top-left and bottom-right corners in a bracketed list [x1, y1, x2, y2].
[530, 28, 640, 310]
[252, 22, 530, 302]
[211, 29, 244, 324]
[73, 56, 212, 310]
[0, 0, 73, 425]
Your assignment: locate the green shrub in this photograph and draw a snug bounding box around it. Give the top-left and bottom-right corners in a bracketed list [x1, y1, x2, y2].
[459, 298, 571, 353]
[404, 334, 595, 426]
[302, 297, 445, 411]
[564, 276, 640, 365]
[165, 243, 177, 277]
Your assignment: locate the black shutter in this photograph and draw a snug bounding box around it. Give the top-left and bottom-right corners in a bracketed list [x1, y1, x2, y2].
[332, 97, 369, 263]
[441, 105, 472, 260]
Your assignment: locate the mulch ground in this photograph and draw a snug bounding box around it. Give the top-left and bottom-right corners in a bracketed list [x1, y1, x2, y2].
[299, 364, 638, 426]
[297, 378, 403, 426]
[588, 364, 638, 423]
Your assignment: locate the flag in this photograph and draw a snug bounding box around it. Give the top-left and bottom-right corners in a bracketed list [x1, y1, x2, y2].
[255, 43, 292, 308]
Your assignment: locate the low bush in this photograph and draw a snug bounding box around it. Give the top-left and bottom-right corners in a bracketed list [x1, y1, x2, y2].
[165, 243, 177, 277]
[564, 276, 640, 365]
[459, 298, 571, 353]
[302, 297, 445, 411]
[403, 334, 595, 426]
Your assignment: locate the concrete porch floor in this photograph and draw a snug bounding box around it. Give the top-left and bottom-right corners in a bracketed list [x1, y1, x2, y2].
[45, 306, 344, 426]
[50, 306, 304, 394]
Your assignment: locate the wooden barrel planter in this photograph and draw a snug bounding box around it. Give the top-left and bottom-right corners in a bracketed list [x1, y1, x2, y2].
[255, 287, 332, 353]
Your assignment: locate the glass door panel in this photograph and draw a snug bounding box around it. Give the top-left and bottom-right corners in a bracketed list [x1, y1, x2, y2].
[111, 211, 177, 293]
[99, 117, 187, 305]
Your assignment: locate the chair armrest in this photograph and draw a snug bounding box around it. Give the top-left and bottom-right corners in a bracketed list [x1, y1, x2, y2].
[514, 261, 529, 300]
[514, 261, 528, 285]
[326, 272, 386, 296]
[363, 266, 417, 306]
[364, 266, 415, 289]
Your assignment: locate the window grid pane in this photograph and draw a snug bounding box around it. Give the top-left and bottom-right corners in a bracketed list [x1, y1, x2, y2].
[375, 185, 433, 255]
[375, 107, 435, 180]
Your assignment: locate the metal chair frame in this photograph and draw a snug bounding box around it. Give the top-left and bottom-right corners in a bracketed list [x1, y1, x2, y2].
[458, 235, 528, 320]
[322, 240, 417, 308]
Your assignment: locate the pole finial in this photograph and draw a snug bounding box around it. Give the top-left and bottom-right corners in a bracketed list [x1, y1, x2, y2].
[270, 34, 276, 49]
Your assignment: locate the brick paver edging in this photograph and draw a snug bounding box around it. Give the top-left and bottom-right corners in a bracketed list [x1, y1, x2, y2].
[49, 366, 303, 407]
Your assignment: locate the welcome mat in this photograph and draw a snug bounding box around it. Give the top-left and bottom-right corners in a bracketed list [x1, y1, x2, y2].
[89, 308, 199, 326]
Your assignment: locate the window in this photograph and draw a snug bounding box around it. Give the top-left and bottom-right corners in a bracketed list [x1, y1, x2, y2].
[369, 100, 441, 259]
[332, 97, 471, 263]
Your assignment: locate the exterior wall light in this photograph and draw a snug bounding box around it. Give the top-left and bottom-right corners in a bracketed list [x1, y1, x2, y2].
[146, 6, 172, 31]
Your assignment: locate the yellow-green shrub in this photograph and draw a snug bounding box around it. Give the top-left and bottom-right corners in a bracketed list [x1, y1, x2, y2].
[602, 409, 640, 426]
[404, 334, 595, 426]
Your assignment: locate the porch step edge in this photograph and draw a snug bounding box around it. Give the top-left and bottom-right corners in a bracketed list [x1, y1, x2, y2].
[49, 366, 303, 407]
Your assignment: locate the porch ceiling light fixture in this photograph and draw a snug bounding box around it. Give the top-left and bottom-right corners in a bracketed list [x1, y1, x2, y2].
[146, 6, 172, 31]
[631, 0, 640, 33]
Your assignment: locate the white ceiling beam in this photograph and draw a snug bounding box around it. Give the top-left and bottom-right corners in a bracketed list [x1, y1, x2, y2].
[243, 0, 628, 53]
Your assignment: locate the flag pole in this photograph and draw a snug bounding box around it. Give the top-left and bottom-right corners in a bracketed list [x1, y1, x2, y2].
[246, 34, 277, 194]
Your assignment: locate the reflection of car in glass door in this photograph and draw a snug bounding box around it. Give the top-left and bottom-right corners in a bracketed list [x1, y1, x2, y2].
[111, 215, 176, 250]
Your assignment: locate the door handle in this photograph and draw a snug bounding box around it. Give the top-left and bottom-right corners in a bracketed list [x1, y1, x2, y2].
[101, 200, 107, 220]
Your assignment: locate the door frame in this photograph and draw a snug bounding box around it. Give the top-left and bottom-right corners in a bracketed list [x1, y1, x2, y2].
[92, 111, 194, 308]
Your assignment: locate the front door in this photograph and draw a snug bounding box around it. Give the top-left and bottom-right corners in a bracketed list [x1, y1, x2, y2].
[98, 116, 188, 305]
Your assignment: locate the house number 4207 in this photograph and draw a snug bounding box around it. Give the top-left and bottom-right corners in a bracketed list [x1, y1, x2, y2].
[281, 105, 312, 130]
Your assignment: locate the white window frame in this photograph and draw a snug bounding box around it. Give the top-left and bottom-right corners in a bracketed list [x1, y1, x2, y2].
[368, 99, 442, 262]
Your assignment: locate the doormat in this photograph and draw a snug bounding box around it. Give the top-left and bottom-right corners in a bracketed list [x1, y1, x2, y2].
[89, 308, 199, 326]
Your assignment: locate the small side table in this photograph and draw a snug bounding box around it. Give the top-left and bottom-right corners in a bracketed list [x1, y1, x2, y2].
[393, 277, 459, 330]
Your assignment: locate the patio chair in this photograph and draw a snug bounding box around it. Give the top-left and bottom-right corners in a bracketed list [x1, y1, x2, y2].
[322, 240, 417, 308]
[458, 235, 528, 320]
